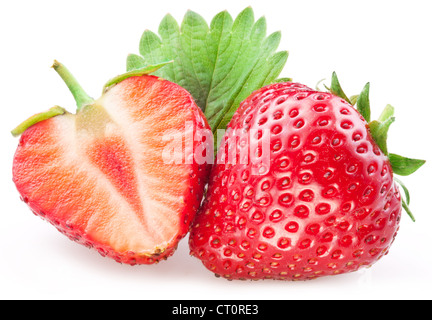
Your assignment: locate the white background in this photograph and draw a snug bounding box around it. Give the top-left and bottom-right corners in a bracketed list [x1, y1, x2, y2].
[1, 0, 431, 300]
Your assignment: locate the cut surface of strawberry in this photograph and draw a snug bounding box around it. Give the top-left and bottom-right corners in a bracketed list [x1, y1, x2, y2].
[12, 62, 210, 265]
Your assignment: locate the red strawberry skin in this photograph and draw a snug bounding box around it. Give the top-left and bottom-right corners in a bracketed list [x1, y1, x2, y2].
[13, 75, 210, 265]
[189, 82, 402, 280]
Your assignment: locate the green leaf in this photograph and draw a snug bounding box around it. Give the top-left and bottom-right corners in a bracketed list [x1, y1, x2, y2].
[127, 7, 288, 132]
[126, 54, 146, 71]
[389, 153, 426, 176]
[215, 37, 288, 132]
[356, 82, 371, 122]
[330, 72, 351, 104]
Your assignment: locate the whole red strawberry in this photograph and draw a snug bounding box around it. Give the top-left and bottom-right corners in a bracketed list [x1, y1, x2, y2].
[189, 77, 424, 280]
[12, 61, 210, 265]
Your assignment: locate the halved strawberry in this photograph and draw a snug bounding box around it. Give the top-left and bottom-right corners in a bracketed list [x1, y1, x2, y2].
[12, 61, 210, 265]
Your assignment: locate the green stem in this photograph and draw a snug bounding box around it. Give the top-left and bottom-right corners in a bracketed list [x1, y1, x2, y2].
[11, 106, 66, 137]
[52, 60, 94, 111]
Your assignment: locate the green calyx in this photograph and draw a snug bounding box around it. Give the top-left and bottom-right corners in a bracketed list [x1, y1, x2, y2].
[11, 106, 67, 137]
[103, 60, 173, 92]
[329, 72, 425, 222]
[11, 60, 166, 137]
